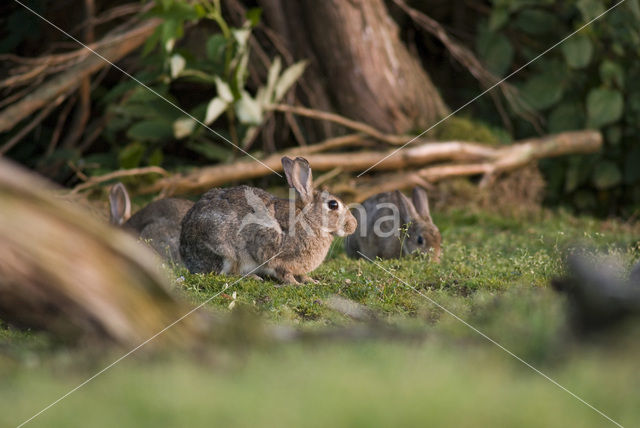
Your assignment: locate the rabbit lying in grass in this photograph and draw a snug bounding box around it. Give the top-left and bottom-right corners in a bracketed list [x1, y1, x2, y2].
[179, 157, 357, 284]
[109, 183, 194, 263]
[345, 187, 441, 261]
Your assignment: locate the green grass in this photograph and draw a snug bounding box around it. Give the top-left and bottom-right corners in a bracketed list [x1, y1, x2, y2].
[2, 207, 640, 427]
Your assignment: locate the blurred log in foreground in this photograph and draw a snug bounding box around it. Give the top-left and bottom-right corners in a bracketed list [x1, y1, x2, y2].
[0, 158, 203, 347]
[140, 130, 602, 198]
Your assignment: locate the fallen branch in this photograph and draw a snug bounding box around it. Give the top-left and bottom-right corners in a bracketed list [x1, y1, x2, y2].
[0, 158, 203, 346]
[140, 130, 601, 196]
[71, 166, 169, 194]
[342, 131, 603, 201]
[0, 91, 71, 155]
[288, 133, 376, 155]
[0, 19, 160, 133]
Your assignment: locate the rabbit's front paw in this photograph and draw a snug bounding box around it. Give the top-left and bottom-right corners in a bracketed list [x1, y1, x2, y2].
[297, 274, 318, 284]
[276, 271, 300, 285]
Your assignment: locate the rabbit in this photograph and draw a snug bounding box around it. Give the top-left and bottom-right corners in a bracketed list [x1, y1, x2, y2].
[179, 156, 357, 284]
[109, 182, 194, 263]
[345, 187, 441, 261]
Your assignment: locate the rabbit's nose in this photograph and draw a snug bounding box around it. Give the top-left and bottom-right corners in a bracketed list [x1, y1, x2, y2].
[344, 215, 357, 235]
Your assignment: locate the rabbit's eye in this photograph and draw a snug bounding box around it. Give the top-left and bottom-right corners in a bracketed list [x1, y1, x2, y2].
[417, 236, 424, 245]
[327, 200, 339, 210]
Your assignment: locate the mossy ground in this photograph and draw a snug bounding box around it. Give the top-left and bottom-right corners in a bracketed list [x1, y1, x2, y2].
[2, 207, 639, 427]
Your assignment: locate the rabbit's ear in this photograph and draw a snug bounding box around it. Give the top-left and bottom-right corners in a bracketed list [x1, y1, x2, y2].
[412, 187, 432, 220]
[395, 190, 413, 223]
[109, 182, 131, 225]
[282, 156, 313, 203]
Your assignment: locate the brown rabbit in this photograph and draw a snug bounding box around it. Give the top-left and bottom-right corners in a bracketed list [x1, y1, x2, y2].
[179, 157, 357, 284]
[109, 183, 194, 263]
[345, 187, 441, 261]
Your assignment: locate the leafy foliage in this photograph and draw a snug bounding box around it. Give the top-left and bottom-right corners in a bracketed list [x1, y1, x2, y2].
[102, 0, 305, 171]
[475, 0, 640, 215]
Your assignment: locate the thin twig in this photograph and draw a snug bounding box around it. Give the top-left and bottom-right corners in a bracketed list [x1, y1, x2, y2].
[268, 104, 418, 145]
[45, 94, 77, 158]
[60, 0, 95, 151]
[70, 166, 169, 194]
[391, 0, 542, 130]
[0, 92, 69, 155]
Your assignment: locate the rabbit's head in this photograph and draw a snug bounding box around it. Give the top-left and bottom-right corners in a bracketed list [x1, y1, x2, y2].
[282, 157, 357, 237]
[398, 187, 441, 260]
[109, 182, 131, 226]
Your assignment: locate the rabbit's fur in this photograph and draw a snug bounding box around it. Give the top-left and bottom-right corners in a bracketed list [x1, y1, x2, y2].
[345, 187, 441, 260]
[179, 157, 357, 284]
[109, 183, 194, 263]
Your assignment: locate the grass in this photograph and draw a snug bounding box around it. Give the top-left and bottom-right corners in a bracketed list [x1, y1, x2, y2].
[2, 206, 640, 427]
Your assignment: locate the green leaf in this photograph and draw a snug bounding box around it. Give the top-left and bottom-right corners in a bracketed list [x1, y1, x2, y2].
[489, 8, 509, 31]
[204, 97, 229, 125]
[186, 140, 232, 161]
[548, 102, 584, 133]
[115, 99, 180, 122]
[629, 0, 640, 20]
[206, 34, 227, 63]
[234, 49, 250, 92]
[128, 86, 169, 104]
[119, 142, 145, 169]
[170, 54, 186, 79]
[161, 19, 182, 46]
[476, 28, 513, 76]
[263, 56, 282, 104]
[126, 120, 174, 142]
[232, 28, 251, 49]
[514, 9, 559, 35]
[194, 3, 207, 18]
[142, 27, 162, 56]
[148, 148, 164, 167]
[561, 34, 592, 69]
[165, 2, 199, 21]
[592, 161, 622, 189]
[274, 60, 307, 102]
[235, 91, 263, 125]
[246, 7, 262, 27]
[214, 76, 234, 103]
[577, 0, 605, 20]
[521, 69, 565, 110]
[173, 118, 196, 139]
[159, 0, 172, 11]
[599, 60, 624, 87]
[586, 88, 624, 128]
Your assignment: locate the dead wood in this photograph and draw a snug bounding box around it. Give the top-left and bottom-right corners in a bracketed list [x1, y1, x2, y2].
[0, 158, 204, 346]
[70, 166, 169, 194]
[340, 131, 603, 202]
[258, 0, 448, 137]
[268, 103, 436, 144]
[0, 19, 160, 133]
[139, 130, 601, 197]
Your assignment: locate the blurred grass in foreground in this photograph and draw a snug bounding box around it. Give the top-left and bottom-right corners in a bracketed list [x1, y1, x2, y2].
[1, 207, 639, 427]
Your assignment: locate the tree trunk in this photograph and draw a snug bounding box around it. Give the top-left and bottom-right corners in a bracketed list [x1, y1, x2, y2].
[258, 0, 449, 136]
